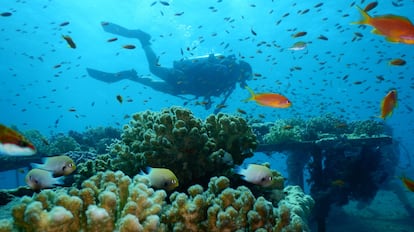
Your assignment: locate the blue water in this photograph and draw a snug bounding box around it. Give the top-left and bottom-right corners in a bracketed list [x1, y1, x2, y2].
[1, 0, 414, 231]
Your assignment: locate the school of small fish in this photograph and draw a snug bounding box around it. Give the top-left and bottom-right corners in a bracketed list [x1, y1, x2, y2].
[2, 1, 411, 127]
[1, 1, 414, 191]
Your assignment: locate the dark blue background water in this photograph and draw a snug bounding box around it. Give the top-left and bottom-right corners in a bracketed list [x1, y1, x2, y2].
[1, 0, 414, 215]
[1, 0, 412, 136]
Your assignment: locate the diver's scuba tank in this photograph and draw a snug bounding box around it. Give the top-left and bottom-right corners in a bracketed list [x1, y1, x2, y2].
[173, 53, 225, 69]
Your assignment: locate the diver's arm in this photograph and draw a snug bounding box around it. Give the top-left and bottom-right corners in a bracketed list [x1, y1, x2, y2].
[213, 87, 235, 114]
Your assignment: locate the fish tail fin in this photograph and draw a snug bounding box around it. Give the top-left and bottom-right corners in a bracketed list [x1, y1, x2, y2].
[139, 166, 152, 176]
[30, 163, 42, 169]
[234, 166, 246, 178]
[352, 6, 371, 25]
[374, 113, 387, 120]
[53, 176, 65, 186]
[243, 86, 255, 102]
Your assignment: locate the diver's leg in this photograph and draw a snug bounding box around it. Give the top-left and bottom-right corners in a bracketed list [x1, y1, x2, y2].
[86, 68, 138, 83]
[141, 44, 177, 82]
[101, 22, 178, 83]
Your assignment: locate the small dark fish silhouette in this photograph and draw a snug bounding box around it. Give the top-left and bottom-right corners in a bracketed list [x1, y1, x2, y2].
[62, 35, 76, 49]
[1, 12, 12, 17]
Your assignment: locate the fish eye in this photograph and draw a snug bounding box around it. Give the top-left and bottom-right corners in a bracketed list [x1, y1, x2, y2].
[261, 176, 272, 182]
[18, 140, 29, 147]
[30, 176, 39, 184]
[164, 179, 177, 187]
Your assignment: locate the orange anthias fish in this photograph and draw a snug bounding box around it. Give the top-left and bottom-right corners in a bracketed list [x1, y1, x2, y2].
[379, 90, 397, 119]
[353, 6, 414, 44]
[400, 175, 414, 192]
[244, 86, 291, 108]
[0, 124, 36, 156]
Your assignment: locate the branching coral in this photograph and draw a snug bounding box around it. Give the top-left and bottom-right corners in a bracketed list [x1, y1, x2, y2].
[45, 135, 81, 155]
[6, 170, 167, 232]
[69, 126, 121, 154]
[163, 176, 313, 232]
[108, 107, 257, 188]
[0, 171, 313, 232]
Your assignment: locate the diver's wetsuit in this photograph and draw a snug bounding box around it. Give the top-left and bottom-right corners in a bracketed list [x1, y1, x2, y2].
[86, 22, 251, 113]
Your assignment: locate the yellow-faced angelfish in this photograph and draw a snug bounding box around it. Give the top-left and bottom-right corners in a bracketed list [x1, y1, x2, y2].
[31, 155, 76, 177]
[236, 164, 273, 187]
[0, 124, 36, 156]
[25, 168, 64, 190]
[142, 167, 179, 191]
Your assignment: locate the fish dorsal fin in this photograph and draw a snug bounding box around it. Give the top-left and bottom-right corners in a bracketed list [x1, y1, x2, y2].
[352, 6, 371, 25]
[380, 14, 414, 25]
[371, 29, 382, 35]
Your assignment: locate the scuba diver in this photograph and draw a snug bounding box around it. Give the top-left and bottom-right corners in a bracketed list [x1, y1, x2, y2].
[86, 22, 253, 113]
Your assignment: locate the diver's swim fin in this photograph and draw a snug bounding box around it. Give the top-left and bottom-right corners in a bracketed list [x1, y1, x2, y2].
[100, 22, 151, 46]
[86, 68, 138, 83]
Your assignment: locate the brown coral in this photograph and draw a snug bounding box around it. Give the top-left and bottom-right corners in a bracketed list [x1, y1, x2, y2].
[108, 107, 257, 189]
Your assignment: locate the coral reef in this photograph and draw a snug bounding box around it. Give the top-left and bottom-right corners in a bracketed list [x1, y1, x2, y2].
[44, 134, 81, 155]
[1, 170, 167, 232]
[263, 118, 306, 145]
[69, 126, 121, 154]
[72, 153, 113, 188]
[0, 171, 314, 232]
[163, 175, 313, 231]
[350, 120, 385, 137]
[23, 130, 50, 155]
[251, 122, 274, 144]
[23, 126, 121, 156]
[108, 107, 257, 188]
[263, 115, 387, 145]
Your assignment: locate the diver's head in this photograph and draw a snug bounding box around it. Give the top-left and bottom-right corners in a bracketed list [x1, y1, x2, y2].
[239, 60, 252, 86]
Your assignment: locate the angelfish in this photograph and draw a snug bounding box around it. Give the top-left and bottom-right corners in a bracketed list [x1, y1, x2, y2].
[0, 124, 36, 156]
